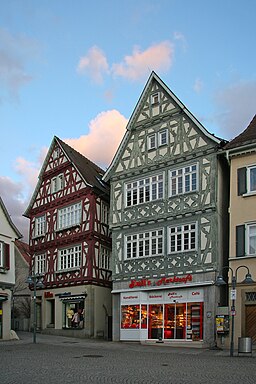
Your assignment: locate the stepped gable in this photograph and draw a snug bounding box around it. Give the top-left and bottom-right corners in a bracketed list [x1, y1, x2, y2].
[225, 115, 256, 150]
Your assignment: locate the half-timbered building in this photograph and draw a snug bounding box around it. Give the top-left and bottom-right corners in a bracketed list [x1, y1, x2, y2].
[103, 72, 229, 347]
[24, 137, 112, 339]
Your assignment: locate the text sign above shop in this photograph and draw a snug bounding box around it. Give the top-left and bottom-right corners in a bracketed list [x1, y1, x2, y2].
[129, 274, 192, 289]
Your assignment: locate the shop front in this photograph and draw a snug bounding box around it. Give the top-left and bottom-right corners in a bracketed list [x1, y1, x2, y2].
[120, 288, 204, 342]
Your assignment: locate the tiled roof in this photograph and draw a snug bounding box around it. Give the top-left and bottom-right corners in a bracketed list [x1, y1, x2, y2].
[15, 240, 31, 264]
[224, 115, 256, 150]
[0, 196, 22, 239]
[56, 137, 109, 195]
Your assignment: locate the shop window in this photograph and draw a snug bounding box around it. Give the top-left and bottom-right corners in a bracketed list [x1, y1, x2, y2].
[121, 305, 141, 329]
[63, 302, 84, 329]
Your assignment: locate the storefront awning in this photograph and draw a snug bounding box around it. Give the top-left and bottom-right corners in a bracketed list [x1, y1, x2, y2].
[60, 295, 85, 301]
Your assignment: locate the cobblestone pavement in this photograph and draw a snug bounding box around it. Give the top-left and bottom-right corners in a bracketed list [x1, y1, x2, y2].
[1, 332, 256, 384]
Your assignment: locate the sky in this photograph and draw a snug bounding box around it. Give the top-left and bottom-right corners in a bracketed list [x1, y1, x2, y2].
[0, 0, 255, 242]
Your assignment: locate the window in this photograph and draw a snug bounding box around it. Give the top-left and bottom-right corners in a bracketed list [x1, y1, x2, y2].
[151, 92, 160, 104]
[147, 129, 168, 150]
[101, 202, 109, 225]
[99, 246, 110, 269]
[237, 223, 256, 257]
[0, 242, 10, 270]
[159, 129, 168, 146]
[125, 174, 164, 207]
[51, 173, 65, 193]
[58, 245, 81, 271]
[35, 253, 46, 275]
[238, 165, 256, 195]
[57, 202, 82, 230]
[34, 215, 46, 237]
[169, 223, 197, 253]
[170, 164, 198, 196]
[125, 229, 163, 259]
[53, 147, 60, 159]
[148, 134, 156, 150]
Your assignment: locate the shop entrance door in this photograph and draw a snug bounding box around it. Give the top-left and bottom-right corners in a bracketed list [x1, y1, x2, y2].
[245, 305, 256, 343]
[148, 305, 163, 339]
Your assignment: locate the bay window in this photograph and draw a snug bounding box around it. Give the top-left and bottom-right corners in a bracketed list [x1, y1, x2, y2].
[57, 202, 82, 230]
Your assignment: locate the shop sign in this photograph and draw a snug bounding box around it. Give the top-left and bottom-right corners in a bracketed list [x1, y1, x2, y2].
[129, 274, 192, 289]
[44, 291, 54, 298]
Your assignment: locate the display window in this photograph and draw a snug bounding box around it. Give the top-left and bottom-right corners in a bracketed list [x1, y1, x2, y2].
[121, 301, 204, 340]
[63, 301, 84, 329]
[121, 305, 147, 329]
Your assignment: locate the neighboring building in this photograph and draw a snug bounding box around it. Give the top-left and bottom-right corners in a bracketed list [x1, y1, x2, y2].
[0, 197, 22, 340]
[13, 240, 31, 331]
[103, 72, 229, 346]
[24, 136, 112, 339]
[224, 115, 256, 346]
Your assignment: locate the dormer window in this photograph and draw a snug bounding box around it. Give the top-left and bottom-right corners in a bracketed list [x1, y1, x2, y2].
[151, 92, 160, 104]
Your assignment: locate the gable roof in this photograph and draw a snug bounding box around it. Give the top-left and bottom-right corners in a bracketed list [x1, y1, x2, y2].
[15, 239, 31, 264]
[24, 136, 109, 217]
[224, 114, 256, 150]
[103, 71, 224, 181]
[0, 196, 22, 239]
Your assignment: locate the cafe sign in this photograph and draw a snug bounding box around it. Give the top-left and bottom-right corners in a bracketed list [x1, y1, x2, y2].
[129, 274, 192, 289]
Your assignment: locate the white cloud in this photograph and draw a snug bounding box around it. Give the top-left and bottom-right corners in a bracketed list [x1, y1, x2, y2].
[64, 110, 127, 168]
[77, 46, 109, 83]
[112, 41, 174, 81]
[213, 80, 256, 139]
[194, 78, 203, 93]
[173, 31, 187, 51]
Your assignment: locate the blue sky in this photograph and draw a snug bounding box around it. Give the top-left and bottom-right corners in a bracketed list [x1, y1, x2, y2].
[0, 0, 255, 240]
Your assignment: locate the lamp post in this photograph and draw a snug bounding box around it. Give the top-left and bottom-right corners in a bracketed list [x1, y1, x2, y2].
[215, 265, 254, 357]
[26, 274, 44, 343]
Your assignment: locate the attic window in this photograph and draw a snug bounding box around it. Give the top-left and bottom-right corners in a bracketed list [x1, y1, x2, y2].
[53, 148, 60, 159]
[151, 92, 160, 105]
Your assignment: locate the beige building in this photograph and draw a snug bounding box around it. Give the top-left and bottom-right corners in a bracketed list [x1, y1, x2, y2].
[0, 197, 22, 340]
[225, 115, 256, 348]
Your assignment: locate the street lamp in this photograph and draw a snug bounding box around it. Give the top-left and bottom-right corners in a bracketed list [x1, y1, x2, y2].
[26, 274, 44, 343]
[215, 265, 254, 357]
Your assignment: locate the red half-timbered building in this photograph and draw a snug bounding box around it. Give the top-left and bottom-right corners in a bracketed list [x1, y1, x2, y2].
[24, 136, 112, 339]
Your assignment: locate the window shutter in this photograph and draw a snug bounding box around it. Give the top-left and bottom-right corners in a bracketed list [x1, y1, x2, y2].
[237, 167, 247, 195]
[4, 243, 10, 270]
[236, 225, 245, 257]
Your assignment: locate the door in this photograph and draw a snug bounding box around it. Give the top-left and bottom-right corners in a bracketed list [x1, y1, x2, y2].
[245, 305, 256, 343]
[148, 305, 163, 339]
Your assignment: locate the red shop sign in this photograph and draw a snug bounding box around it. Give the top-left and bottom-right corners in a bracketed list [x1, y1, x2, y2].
[129, 274, 192, 289]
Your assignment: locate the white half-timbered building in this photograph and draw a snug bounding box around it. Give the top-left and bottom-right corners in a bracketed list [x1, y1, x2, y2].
[103, 72, 229, 347]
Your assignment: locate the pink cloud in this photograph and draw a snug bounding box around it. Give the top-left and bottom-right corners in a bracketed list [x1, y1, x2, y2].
[77, 46, 109, 83]
[112, 41, 174, 81]
[64, 109, 127, 169]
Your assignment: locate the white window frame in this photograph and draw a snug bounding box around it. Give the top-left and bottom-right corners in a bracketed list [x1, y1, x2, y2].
[51, 173, 65, 194]
[247, 223, 256, 256]
[248, 166, 256, 193]
[169, 164, 198, 196]
[148, 133, 156, 150]
[158, 129, 168, 146]
[57, 202, 82, 230]
[99, 246, 110, 269]
[53, 147, 60, 159]
[125, 174, 164, 207]
[125, 229, 163, 259]
[34, 215, 46, 237]
[35, 253, 46, 275]
[168, 223, 197, 253]
[58, 244, 82, 271]
[101, 201, 109, 225]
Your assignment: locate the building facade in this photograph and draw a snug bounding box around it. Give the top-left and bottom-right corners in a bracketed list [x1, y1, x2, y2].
[224, 115, 256, 347]
[24, 137, 112, 339]
[103, 72, 229, 346]
[0, 197, 22, 340]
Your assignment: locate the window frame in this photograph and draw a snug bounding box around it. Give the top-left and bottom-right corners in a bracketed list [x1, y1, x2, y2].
[247, 223, 256, 256]
[168, 223, 197, 254]
[34, 215, 46, 238]
[125, 229, 164, 260]
[158, 129, 168, 146]
[35, 253, 46, 275]
[57, 244, 82, 271]
[169, 164, 198, 197]
[151, 92, 160, 105]
[99, 246, 111, 269]
[248, 166, 256, 193]
[125, 174, 164, 207]
[51, 173, 65, 194]
[57, 202, 82, 231]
